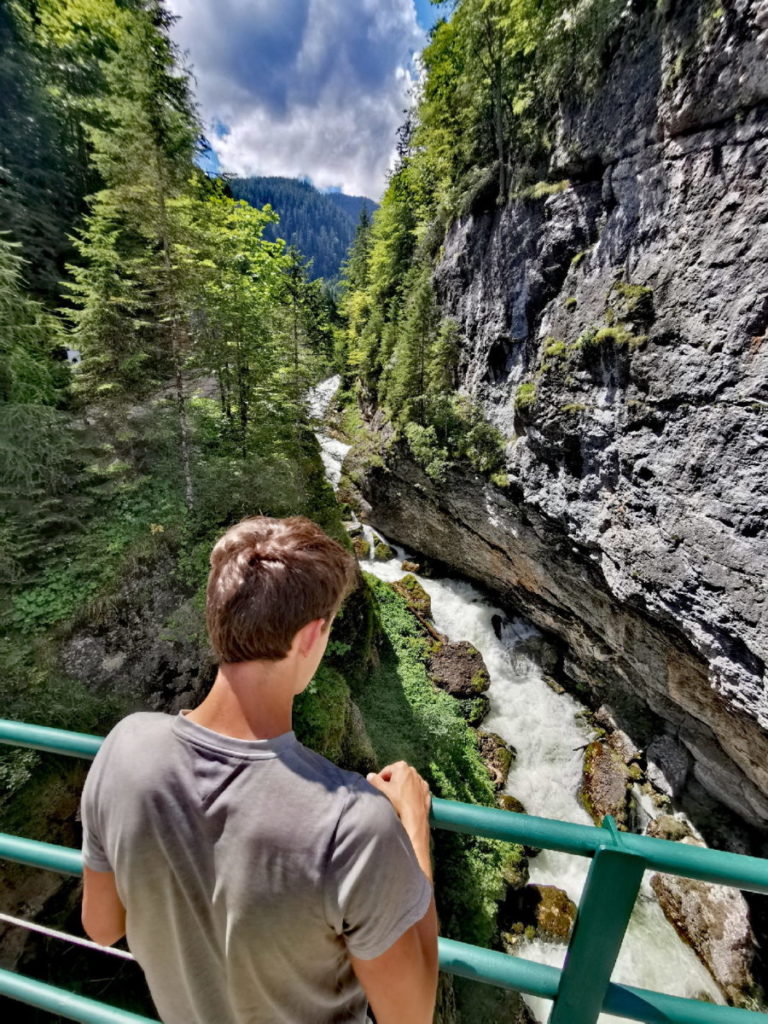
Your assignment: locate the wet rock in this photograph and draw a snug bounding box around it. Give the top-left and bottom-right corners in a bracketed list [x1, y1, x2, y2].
[401, 559, 420, 573]
[501, 846, 529, 889]
[651, 844, 756, 1004]
[579, 738, 631, 828]
[352, 536, 371, 560]
[389, 574, 432, 618]
[646, 814, 693, 843]
[498, 794, 527, 814]
[373, 539, 394, 561]
[429, 640, 490, 698]
[344, 520, 363, 539]
[477, 731, 516, 790]
[500, 884, 577, 944]
[457, 695, 490, 727]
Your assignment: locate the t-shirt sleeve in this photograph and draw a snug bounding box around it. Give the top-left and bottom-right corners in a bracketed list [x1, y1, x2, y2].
[325, 778, 433, 961]
[80, 740, 114, 873]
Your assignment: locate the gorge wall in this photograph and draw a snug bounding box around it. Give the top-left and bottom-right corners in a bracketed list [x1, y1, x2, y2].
[355, 0, 768, 828]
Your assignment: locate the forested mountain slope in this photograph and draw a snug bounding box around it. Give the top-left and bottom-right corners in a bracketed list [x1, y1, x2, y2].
[230, 176, 377, 281]
[337, 0, 768, 829]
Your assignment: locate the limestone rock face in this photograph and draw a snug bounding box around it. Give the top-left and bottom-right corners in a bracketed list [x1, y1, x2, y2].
[651, 847, 756, 1003]
[356, 1, 768, 826]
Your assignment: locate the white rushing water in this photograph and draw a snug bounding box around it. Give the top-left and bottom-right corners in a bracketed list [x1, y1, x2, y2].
[307, 375, 350, 490]
[307, 379, 723, 1021]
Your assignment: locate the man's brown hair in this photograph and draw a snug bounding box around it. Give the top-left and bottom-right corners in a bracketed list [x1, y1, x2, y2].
[206, 516, 358, 663]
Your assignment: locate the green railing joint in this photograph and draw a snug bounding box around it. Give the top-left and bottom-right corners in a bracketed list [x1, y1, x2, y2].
[2, 719, 768, 1024]
[550, 821, 646, 1024]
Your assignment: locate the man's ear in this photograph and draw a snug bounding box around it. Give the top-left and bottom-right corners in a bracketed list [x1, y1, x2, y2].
[296, 617, 327, 657]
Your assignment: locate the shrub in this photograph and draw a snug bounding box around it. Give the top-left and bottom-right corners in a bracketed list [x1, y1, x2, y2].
[515, 381, 537, 411]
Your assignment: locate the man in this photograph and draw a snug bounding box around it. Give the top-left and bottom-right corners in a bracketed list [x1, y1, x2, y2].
[80, 515, 438, 1024]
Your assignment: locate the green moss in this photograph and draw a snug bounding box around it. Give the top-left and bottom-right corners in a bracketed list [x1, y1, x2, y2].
[356, 575, 505, 947]
[489, 470, 509, 489]
[389, 574, 431, 617]
[515, 381, 537, 411]
[564, 296, 577, 310]
[570, 248, 591, 268]
[561, 402, 586, 414]
[293, 665, 351, 763]
[518, 178, 570, 200]
[593, 325, 633, 347]
[543, 336, 566, 359]
[373, 539, 394, 561]
[352, 536, 371, 560]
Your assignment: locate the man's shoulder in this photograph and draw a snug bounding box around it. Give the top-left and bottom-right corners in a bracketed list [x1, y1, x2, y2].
[291, 744, 394, 831]
[93, 712, 175, 767]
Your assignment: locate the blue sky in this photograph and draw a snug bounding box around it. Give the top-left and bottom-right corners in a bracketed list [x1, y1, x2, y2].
[168, 1, 446, 199]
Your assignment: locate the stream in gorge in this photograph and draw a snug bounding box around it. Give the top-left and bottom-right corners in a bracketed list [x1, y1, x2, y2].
[308, 376, 724, 1021]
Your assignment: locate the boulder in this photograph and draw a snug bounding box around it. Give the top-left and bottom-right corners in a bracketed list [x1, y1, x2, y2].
[579, 738, 631, 828]
[651, 843, 756, 1004]
[498, 794, 527, 814]
[389, 574, 432, 618]
[429, 641, 490, 698]
[646, 814, 693, 843]
[401, 560, 420, 573]
[477, 731, 516, 790]
[352, 536, 371, 560]
[500, 884, 577, 944]
[457, 695, 490, 728]
[373, 539, 393, 561]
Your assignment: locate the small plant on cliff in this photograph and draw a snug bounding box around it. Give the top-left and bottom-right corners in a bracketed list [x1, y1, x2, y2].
[515, 381, 537, 411]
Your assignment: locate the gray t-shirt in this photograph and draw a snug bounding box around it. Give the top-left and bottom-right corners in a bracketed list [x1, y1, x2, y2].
[80, 711, 432, 1024]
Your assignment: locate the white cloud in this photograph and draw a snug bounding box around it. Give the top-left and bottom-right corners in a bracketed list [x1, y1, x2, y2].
[167, 0, 425, 199]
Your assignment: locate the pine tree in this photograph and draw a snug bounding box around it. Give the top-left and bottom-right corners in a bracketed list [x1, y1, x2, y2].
[66, 0, 200, 507]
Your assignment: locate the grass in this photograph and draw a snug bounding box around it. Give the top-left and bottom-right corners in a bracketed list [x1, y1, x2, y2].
[515, 381, 537, 411]
[355, 575, 508, 948]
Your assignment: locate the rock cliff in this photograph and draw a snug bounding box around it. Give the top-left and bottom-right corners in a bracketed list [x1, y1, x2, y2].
[355, 0, 768, 827]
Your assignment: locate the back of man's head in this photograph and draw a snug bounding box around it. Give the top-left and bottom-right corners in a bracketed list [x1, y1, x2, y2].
[206, 516, 357, 663]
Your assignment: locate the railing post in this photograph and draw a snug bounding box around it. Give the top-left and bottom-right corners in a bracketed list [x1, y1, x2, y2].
[549, 815, 646, 1024]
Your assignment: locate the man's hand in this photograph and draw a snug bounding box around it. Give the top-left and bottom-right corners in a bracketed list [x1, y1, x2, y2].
[367, 762, 432, 881]
[354, 761, 438, 1024]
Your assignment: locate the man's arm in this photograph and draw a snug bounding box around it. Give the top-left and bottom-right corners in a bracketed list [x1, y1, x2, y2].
[82, 866, 126, 946]
[351, 762, 439, 1024]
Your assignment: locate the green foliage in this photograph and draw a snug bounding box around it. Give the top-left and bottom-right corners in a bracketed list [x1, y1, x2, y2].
[358, 575, 504, 946]
[517, 179, 570, 200]
[294, 664, 351, 763]
[515, 381, 537, 411]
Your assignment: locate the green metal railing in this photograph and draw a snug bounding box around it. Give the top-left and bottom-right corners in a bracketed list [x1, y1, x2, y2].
[1, 719, 766, 1024]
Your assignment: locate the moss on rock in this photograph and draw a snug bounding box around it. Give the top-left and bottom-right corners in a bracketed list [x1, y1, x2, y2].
[429, 640, 490, 698]
[500, 884, 577, 944]
[390, 574, 432, 618]
[477, 731, 516, 790]
[373, 539, 394, 561]
[352, 536, 371, 560]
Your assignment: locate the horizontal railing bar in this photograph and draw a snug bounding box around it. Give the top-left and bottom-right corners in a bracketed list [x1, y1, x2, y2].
[0, 719, 102, 759]
[0, 833, 82, 875]
[441, 938, 758, 1022]
[603, 978, 760, 1023]
[2, 718, 767, 892]
[438, 937, 560, 998]
[0, 967, 158, 1024]
[430, 797, 768, 895]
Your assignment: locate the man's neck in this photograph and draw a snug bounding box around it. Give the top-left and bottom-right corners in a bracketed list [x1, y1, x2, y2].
[186, 661, 295, 741]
